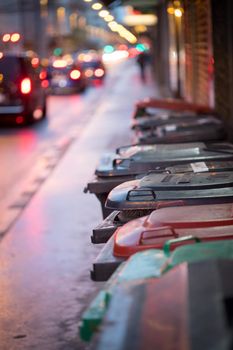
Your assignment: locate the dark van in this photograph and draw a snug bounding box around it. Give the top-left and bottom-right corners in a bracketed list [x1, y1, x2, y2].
[0, 53, 47, 125]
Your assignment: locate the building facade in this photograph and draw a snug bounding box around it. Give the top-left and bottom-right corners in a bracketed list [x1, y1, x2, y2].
[153, 0, 233, 133]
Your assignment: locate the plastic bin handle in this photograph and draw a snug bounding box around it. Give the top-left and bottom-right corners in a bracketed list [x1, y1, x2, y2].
[112, 158, 130, 168]
[132, 106, 154, 119]
[163, 235, 201, 256]
[140, 226, 178, 245]
[126, 188, 156, 201]
[132, 124, 158, 131]
[116, 144, 140, 154]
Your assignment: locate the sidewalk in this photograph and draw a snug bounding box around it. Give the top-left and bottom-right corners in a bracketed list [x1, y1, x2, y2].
[0, 60, 157, 350]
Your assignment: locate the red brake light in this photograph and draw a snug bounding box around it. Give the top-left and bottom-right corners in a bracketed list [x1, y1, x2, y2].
[70, 69, 81, 80]
[41, 79, 49, 88]
[21, 78, 31, 94]
[16, 116, 24, 124]
[39, 70, 47, 80]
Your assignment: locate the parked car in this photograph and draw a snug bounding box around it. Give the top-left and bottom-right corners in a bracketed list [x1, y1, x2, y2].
[80, 58, 106, 84]
[0, 53, 47, 125]
[47, 59, 87, 94]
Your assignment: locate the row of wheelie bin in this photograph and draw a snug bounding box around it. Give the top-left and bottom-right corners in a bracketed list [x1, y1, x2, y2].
[80, 98, 233, 349]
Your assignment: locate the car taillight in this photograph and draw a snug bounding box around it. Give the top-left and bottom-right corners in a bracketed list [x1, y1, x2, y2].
[39, 70, 47, 80]
[70, 69, 81, 80]
[41, 79, 49, 88]
[85, 69, 94, 78]
[21, 78, 31, 94]
[16, 116, 24, 124]
[94, 68, 104, 77]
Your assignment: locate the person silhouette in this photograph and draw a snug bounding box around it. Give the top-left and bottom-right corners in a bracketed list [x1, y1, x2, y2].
[136, 51, 150, 82]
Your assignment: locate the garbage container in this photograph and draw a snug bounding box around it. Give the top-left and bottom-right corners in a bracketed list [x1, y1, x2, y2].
[132, 113, 221, 131]
[113, 202, 233, 258]
[92, 170, 233, 244]
[90, 143, 233, 218]
[136, 122, 226, 144]
[106, 171, 233, 211]
[132, 107, 198, 119]
[88, 159, 233, 219]
[95, 143, 233, 177]
[92, 202, 233, 280]
[93, 259, 233, 350]
[81, 239, 233, 340]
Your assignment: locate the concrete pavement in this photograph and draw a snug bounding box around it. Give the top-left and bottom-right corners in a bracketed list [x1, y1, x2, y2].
[0, 59, 157, 350]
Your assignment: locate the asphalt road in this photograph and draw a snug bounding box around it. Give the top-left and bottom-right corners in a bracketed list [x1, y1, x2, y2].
[0, 61, 131, 235]
[0, 63, 118, 206]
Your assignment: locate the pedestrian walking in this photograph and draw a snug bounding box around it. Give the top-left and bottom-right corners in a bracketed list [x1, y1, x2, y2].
[136, 51, 150, 82]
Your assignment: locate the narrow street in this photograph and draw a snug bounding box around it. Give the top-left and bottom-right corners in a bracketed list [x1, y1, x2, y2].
[0, 60, 154, 234]
[1, 0, 232, 348]
[0, 61, 125, 211]
[0, 59, 156, 350]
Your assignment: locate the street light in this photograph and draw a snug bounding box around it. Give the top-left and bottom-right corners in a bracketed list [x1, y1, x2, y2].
[169, 3, 183, 97]
[2, 34, 11, 42]
[104, 15, 114, 22]
[98, 10, 109, 18]
[11, 33, 21, 43]
[174, 9, 182, 17]
[108, 21, 119, 31]
[92, 2, 103, 10]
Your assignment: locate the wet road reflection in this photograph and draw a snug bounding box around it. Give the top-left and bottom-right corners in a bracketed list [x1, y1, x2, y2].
[0, 59, 155, 349]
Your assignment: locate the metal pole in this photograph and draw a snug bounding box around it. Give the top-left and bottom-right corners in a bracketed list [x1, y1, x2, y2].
[174, 14, 181, 98]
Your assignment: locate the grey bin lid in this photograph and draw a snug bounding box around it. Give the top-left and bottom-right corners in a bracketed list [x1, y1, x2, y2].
[106, 172, 233, 210]
[95, 143, 233, 177]
[133, 114, 221, 130]
[88, 160, 233, 195]
[86, 174, 137, 194]
[139, 172, 233, 190]
[137, 124, 226, 144]
[166, 160, 233, 174]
